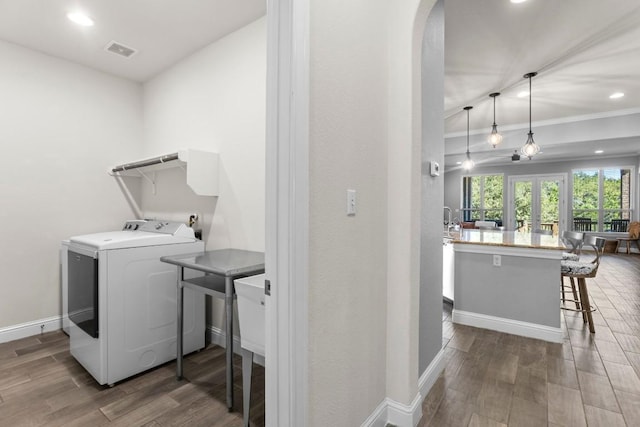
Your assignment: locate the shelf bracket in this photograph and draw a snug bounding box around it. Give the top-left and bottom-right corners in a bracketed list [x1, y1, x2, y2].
[137, 170, 157, 195]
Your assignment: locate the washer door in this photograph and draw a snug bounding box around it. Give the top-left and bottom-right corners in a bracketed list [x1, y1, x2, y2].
[68, 248, 99, 338]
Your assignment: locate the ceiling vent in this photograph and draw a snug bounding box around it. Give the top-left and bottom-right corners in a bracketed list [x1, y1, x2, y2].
[104, 41, 137, 58]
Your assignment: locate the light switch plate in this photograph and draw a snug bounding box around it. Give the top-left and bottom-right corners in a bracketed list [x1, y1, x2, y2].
[347, 189, 356, 216]
[429, 160, 440, 177]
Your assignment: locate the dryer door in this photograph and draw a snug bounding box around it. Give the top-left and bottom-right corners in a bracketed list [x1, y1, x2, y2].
[68, 247, 99, 338]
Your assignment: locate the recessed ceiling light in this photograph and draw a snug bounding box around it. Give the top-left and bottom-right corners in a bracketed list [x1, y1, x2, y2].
[511, 0, 528, 3]
[517, 91, 529, 98]
[67, 12, 94, 27]
[609, 92, 624, 99]
[456, 161, 462, 165]
[594, 150, 604, 154]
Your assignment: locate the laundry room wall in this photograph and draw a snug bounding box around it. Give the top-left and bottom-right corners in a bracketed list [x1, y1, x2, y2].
[0, 40, 143, 334]
[139, 18, 266, 337]
[140, 16, 265, 251]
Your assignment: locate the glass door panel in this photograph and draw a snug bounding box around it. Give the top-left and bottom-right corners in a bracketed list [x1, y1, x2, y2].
[540, 178, 561, 235]
[508, 175, 565, 235]
[514, 181, 532, 232]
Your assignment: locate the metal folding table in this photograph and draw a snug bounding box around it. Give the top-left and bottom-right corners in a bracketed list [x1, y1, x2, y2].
[160, 248, 265, 411]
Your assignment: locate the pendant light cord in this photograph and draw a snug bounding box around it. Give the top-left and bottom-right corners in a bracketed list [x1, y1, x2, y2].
[467, 108, 470, 152]
[493, 95, 497, 126]
[529, 75, 532, 133]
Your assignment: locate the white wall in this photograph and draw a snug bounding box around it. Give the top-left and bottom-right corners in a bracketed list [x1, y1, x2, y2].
[140, 17, 266, 252]
[306, 0, 436, 425]
[419, 0, 445, 376]
[307, 2, 389, 423]
[0, 40, 142, 330]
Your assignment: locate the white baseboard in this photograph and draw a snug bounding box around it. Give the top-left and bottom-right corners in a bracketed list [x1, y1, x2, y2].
[206, 324, 265, 367]
[361, 367, 440, 427]
[0, 316, 62, 344]
[452, 309, 563, 343]
[387, 392, 423, 427]
[361, 392, 424, 427]
[418, 349, 445, 400]
[361, 400, 388, 427]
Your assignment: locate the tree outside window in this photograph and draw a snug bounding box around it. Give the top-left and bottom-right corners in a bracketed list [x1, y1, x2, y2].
[462, 175, 503, 224]
[572, 168, 632, 231]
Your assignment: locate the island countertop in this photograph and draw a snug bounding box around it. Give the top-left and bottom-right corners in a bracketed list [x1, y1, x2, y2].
[449, 229, 565, 250]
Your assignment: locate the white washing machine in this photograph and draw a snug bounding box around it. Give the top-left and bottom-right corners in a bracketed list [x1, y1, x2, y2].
[67, 220, 205, 386]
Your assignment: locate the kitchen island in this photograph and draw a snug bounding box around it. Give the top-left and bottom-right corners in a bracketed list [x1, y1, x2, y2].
[450, 229, 565, 343]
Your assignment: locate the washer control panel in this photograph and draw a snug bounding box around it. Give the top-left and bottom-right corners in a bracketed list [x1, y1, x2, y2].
[138, 220, 194, 238]
[122, 220, 147, 231]
[121, 219, 194, 238]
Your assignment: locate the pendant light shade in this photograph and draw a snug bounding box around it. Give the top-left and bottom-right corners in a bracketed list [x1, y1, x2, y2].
[462, 106, 475, 170]
[487, 92, 503, 148]
[521, 72, 540, 159]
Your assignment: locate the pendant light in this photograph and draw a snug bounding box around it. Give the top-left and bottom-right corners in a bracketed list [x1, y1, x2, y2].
[521, 72, 540, 159]
[461, 106, 474, 170]
[487, 92, 503, 148]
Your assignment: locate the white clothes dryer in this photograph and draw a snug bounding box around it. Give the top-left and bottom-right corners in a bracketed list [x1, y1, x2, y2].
[67, 220, 205, 385]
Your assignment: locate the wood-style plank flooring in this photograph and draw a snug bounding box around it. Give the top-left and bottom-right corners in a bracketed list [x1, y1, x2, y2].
[0, 334, 264, 426]
[2, 253, 638, 426]
[420, 253, 640, 427]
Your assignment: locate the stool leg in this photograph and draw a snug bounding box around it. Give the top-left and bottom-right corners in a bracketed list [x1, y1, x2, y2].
[577, 278, 595, 333]
[242, 348, 254, 427]
[627, 240, 631, 254]
[569, 277, 581, 313]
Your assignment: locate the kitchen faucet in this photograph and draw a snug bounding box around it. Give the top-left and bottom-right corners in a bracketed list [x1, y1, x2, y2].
[444, 206, 453, 236]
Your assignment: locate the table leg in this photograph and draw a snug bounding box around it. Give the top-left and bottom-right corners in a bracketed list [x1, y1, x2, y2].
[225, 276, 234, 411]
[242, 348, 254, 427]
[176, 267, 184, 380]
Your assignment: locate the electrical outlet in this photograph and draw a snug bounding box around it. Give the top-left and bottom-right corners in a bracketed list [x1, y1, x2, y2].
[493, 254, 501, 267]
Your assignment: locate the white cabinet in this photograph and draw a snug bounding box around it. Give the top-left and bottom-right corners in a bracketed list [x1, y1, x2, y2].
[443, 238, 455, 302]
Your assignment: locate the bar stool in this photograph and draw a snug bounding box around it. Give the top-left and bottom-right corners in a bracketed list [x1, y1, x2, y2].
[560, 235, 605, 333]
[560, 231, 583, 310]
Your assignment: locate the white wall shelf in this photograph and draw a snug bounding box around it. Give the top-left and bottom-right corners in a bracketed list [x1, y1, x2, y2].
[110, 149, 219, 196]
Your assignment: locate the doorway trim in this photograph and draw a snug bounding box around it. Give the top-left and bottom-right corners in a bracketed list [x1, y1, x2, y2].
[265, 0, 310, 425]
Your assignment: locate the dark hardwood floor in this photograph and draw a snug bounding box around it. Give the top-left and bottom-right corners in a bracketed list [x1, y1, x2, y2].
[421, 253, 640, 427]
[0, 334, 265, 426]
[2, 253, 638, 426]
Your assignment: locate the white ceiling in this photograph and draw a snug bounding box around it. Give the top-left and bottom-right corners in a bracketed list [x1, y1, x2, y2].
[0, 0, 266, 82]
[0, 0, 638, 167]
[444, 0, 640, 167]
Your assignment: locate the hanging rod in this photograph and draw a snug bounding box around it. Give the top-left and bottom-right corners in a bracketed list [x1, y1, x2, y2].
[111, 153, 180, 173]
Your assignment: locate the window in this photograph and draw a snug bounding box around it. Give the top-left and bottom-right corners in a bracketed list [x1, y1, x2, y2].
[572, 168, 633, 232]
[461, 174, 503, 224]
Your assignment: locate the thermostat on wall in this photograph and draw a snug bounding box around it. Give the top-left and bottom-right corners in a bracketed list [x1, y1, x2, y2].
[429, 161, 440, 177]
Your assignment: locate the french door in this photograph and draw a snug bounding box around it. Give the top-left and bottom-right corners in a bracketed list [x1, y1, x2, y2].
[507, 174, 567, 235]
